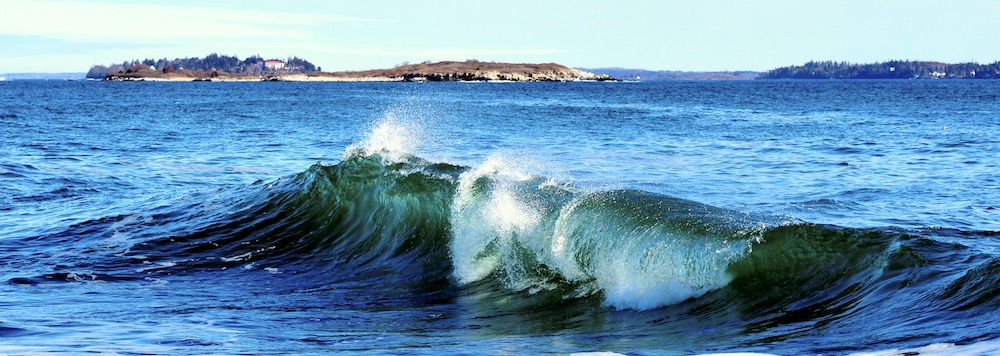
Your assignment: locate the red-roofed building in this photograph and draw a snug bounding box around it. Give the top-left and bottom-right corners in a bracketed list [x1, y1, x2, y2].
[264, 60, 285, 70]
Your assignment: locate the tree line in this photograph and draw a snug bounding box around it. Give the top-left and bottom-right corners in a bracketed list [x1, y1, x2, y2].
[86, 53, 318, 79]
[759, 60, 1000, 79]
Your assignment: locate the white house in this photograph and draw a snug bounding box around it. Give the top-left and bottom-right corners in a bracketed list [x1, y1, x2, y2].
[264, 60, 286, 70]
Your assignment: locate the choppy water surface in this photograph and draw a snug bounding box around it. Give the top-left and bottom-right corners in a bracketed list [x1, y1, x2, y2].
[1, 80, 998, 354]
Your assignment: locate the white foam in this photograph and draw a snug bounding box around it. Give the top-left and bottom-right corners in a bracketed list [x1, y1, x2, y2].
[849, 339, 1000, 356]
[486, 190, 539, 234]
[462, 155, 534, 183]
[220, 251, 252, 262]
[449, 155, 543, 285]
[601, 273, 721, 310]
[135, 261, 177, 273]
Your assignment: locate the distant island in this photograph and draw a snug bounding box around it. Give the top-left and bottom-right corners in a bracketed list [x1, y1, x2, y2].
[297, 60, 613, 82]
[90, 54, 614, 82]
[760, 60, 1000, 79]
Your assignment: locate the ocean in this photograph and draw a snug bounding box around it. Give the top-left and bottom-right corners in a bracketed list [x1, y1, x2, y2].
[0, 80, 998, 355]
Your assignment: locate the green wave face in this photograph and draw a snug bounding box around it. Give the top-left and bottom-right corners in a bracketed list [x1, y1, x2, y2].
[549, 190, 770, 310]
[446, 155, 781, 309]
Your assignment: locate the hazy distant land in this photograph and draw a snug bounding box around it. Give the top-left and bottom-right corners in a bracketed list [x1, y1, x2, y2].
[1, 73, 86, 80]
[579, 68, 760, 80]
[7, 55, 1000, 82]
[760, 60, 1000, 79]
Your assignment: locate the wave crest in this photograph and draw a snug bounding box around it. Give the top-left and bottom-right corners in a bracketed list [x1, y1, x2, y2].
[552, 190, 767, 309]
[448, 154, 772, 309]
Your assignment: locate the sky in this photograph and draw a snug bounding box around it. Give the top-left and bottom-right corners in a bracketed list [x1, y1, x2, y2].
[2, 0, 1000, 73]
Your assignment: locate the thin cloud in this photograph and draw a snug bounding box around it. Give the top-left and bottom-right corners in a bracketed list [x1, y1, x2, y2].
[0, 0, 371, 43]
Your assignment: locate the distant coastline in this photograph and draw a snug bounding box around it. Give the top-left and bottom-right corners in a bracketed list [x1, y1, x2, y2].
[10, 56, 998, 82]
[91, 55, 614, 82]
[579, 68, 759, 81]
[0, 72, 85, 80]
[760, 60, 1000, 79]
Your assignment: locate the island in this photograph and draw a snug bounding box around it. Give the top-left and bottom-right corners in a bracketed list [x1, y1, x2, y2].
[90, 54, 614, 82]
[276, 61, 614, 82]
[760, 60, 1000, 79]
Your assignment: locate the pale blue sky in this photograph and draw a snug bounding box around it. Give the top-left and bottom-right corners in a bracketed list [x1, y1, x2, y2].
[2, 0, 999, 73]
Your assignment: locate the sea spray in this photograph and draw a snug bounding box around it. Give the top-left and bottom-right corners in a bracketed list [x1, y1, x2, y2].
[449, 155, 577, 291]
[345, 112, 428, 163]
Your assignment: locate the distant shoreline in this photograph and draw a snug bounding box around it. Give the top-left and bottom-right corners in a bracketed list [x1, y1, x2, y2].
[760, 60, 1000, 79]
[12, 59, 999, 82]
[101, 60, 617, 83]
[0, 73, 86, 80]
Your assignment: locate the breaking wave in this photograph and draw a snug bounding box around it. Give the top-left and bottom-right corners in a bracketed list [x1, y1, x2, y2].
[13, 119, 999, 328]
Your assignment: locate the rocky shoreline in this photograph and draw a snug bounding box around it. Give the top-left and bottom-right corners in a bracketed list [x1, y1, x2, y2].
[103, 60, 616, 82]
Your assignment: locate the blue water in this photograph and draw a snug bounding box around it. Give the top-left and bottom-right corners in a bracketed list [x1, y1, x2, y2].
[1, 80, 998, 354]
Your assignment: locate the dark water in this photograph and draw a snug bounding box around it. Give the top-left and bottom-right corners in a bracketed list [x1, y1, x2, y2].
[1, 80, 998, 355]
